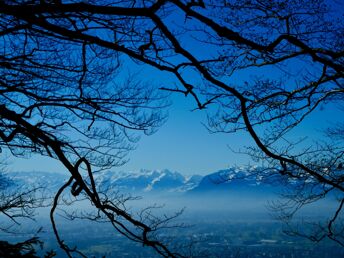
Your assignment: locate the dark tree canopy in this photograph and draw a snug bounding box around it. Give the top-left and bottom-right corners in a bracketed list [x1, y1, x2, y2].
[0, 0, 343, 256]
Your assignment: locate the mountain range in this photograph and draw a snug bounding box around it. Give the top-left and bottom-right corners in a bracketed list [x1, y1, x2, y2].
[5, 166, 280, 197]
[5, 167, 338, 216]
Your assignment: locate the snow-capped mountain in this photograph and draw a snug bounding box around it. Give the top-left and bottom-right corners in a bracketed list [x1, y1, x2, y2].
[3, 166, 279, 196]
[4, 169, 203, 194]
[4, 167, 338, 217]
[94, 169, 201, 193]
[189, 167, 278, 196]
[4, 171, 68, 190]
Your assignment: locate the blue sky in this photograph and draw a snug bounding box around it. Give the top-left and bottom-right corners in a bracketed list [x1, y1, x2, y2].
[6, 57, 257, 176]
[120, 94, 255, 175]
[8, 85, 341, 176]
[6, 1, 343, 176]
[7, 56, 343, 176]
[7, 92, 255, 176]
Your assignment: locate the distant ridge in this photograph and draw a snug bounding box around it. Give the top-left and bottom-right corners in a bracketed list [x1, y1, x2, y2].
[5, 167, 280, 196]
[5, 168, 338, 216]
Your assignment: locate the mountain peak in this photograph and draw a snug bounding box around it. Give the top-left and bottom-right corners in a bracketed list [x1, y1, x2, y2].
[5, 166, 275, 196]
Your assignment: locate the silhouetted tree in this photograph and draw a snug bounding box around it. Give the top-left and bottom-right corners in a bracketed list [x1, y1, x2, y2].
[0, 237, 47, 258]
[0, 0, 182, 256]
[0, 160, 52, 257]
[0, 0, 343, 252]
